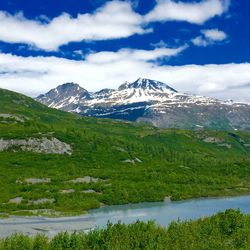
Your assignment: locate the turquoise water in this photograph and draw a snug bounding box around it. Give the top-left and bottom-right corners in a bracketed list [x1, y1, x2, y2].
[1, 195, 250, 237]
[88, 195, 250, 227]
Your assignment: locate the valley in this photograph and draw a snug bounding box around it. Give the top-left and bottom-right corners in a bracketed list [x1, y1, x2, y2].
[1, 87, 250, 218]
[1, 0, 250, 248]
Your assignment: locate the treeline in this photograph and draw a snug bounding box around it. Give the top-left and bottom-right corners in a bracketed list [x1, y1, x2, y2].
[1, 209, 250, 249]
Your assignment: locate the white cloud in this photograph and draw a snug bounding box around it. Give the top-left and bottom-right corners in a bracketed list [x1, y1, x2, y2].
[0, 0, 231, 50]
[145, 0, 230, 24]
[192, 28, 227, 46]
[0, 1, 146, 51]
[0, 51, 250, 102]
[85, 45, 188, 63]
[202, 29, 227, 41]
[192, 36, 209, 46]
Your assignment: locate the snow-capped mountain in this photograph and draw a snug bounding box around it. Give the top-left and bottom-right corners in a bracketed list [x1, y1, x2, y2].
[37, 82, 90, 110]
[36, 78, 250, 131]
[89, 78, 178, 105]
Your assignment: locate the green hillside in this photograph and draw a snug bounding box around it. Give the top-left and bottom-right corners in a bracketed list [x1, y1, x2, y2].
[1, 88, 250, 217]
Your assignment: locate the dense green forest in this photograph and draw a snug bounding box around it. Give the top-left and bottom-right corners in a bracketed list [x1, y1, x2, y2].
[1, 209, 250, 249]
[1, 88, 250, 216]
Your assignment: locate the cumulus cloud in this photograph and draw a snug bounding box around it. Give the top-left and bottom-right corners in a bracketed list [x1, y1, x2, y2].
[0, 50, 250, 102]
[144, 0, 230, 24]
[192, 28, 227, 46]
[0, 1, 146, 51]
[202, 29, 227, 41]
[0, 0, 231, 50]
[85, 45, 188, 63]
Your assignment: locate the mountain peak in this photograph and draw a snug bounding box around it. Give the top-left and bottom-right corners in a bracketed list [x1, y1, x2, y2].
[117, 78, 177, 93]
[56, 82, 86, 92]
[127, 78, 177, 93]
[44, 82, 89, 97]
[61, 82, 79, 87]
[36, 82, 90, 109]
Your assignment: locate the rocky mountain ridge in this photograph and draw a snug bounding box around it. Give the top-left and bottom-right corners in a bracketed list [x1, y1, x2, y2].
[36, 78, 250, 131]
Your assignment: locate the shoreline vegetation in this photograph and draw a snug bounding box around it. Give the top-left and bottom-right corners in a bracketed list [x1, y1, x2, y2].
[1, 193, 250, 220]
[1, 88, 250, 217]
[1, 209, 250, 249]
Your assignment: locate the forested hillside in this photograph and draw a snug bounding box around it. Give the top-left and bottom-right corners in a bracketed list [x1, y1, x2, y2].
[1, 88, 250, 216]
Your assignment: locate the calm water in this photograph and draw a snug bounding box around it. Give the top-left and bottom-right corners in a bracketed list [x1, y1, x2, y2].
[1, 195, 250, 237]
[88, 195, 250, 227]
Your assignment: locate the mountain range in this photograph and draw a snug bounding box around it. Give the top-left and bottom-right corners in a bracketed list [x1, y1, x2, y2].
[36, 78, 250, 131]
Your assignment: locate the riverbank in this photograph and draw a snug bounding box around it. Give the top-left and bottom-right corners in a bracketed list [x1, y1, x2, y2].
[2, 189, 250, 219]
[1, 195, 250, 238]
[1, 209, 250, 249]
[0, 215, 94, 238]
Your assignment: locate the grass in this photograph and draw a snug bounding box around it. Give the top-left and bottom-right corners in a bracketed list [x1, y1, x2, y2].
[0, 88, 250, 216]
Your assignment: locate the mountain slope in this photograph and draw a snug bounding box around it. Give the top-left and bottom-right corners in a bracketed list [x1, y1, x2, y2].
[1, 87, 250, 216]
[36, 78, 250, 131]
[37, 82, 90, 112]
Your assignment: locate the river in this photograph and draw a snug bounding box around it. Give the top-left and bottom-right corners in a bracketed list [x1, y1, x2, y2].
[1, 195, 250, 237]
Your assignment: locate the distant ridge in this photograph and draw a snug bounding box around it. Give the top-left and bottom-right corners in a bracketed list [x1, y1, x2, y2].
[36, 78, 250, 131]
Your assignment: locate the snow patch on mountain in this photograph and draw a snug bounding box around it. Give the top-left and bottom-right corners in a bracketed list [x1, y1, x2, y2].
[37, 78, 222, 109]
[36, 78, 250, 130]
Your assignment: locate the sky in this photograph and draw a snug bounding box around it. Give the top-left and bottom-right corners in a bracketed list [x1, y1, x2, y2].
[0, 0, 249, 102]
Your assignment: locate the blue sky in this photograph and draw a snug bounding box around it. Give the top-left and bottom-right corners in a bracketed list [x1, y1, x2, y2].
[0, 0, 249, 102]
